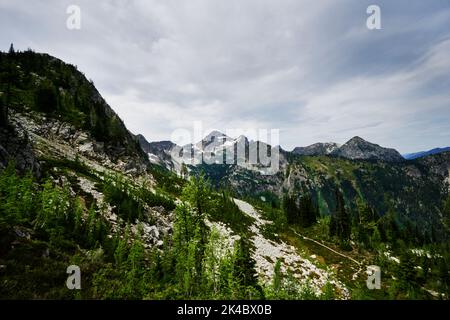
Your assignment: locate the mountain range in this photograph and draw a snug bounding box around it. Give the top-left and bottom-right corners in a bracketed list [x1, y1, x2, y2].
[1, 49, 449, 300]
[138, 130, 450, 240]
[140, 132, 406, 172]
[403, 147, 450, 160]
[292, 136, 404, 162]
[142, 131, 449, 171]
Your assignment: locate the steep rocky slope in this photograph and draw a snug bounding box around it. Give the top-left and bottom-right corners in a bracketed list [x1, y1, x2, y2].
[0, 120, 40, 175]
[0, 50, 148, 172]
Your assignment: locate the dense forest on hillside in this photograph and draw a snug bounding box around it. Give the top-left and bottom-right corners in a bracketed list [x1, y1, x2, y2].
[0, 161, 330, 299]
[0, 47, 146, 162]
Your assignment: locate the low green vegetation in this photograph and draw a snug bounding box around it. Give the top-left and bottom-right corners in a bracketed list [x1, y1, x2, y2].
[0, 162, 113, 298]
[0, 162, 346, 299]
[209, 190, 254, 236]
[100, 173, 176, 223]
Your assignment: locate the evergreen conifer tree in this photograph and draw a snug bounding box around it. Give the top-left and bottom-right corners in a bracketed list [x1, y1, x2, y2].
[0, 93, 7, 126]
[233, 238, 259, 291]
[329, 189, 351, 242]
[8, 43, 15, 55]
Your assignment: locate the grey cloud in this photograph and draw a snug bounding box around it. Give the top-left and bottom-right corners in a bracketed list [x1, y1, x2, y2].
[1, 0, 449, 153]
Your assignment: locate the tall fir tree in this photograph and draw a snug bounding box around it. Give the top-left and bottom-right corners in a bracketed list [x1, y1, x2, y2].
[232, 238, 259, 293]
[329, 189, 351, 242]
[0, 93, 7, 126]
[8, 43, 15, 55]
[182, 172, 213, 218]
[298, 194, 318, 227]
[283, 194, 299, 225]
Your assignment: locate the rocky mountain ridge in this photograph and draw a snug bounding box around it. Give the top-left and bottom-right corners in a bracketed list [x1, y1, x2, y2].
[293, 142, 340, 156]
[293, 137, 404, 162]
[404, 147, 450, 160]
[331, 136, 404, 162]
[139, 130, 286, 175]
[140, 134, 406, 177]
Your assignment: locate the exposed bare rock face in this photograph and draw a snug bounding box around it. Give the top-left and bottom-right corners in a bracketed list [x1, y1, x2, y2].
[0, 118, 40, 175]
[293, 142, 340, 156]
[10, 110, 148, 177]
[331, 136, 404, 162]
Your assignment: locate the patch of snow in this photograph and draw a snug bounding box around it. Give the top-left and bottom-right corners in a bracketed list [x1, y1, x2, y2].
[222, 140, 236, 148]
[148, 153, 161, 163]
[384, 251, 400, 264]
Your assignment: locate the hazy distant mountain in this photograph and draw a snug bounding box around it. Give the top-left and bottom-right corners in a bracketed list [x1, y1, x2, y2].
[403, 147, 450, 160]
[331, 136, 404, 162]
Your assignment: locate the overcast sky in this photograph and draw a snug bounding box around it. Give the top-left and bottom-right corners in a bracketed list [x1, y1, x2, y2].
[1, 0, 450, 153]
